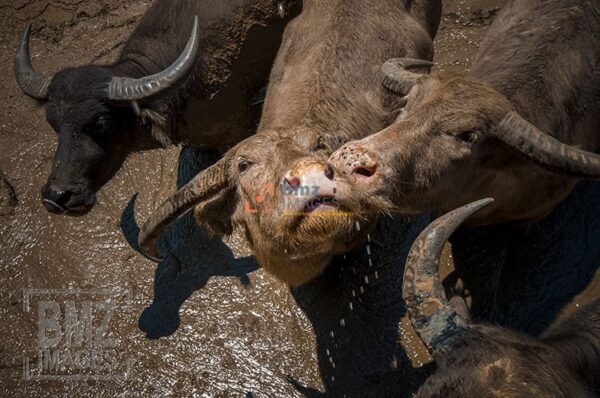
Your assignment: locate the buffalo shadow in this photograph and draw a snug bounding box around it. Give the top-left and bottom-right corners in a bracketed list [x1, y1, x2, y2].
[450, 180, 600, 335]
[121, 147, 257, 339]
[289, 215, 436, 397]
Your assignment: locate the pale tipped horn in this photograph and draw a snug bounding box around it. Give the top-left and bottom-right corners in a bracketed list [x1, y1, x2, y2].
[107, 16, 200, 102]
[138, 158, 229, 261]
[381, 58, 433, 95]
[403, 198, 494, 353]
[14, 24, 52, 100]
[494, 112, 600, 179]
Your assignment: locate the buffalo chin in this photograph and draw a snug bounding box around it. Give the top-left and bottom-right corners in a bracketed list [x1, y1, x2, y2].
[332, 179, 397, 219]
[251, 208, 374, 287]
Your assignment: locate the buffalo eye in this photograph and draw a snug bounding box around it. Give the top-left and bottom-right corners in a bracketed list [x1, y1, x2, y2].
[94, 116, 113, 133]
[457, 130, 479, 144]
[237, 158, 253, 173]
[316, 137, 329, 151]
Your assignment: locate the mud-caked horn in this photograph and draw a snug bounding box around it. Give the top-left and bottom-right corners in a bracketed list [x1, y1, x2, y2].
[14, 24, 52, 101]
[494, 112, 600, 179]
[107, 16, 200, 102]
[381, 58, 433, 95]
[403, 198, 494, 353]
[138, 157, 230, 261]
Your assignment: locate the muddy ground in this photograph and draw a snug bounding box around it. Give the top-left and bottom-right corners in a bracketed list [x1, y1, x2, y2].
[1, 0, 599, 397]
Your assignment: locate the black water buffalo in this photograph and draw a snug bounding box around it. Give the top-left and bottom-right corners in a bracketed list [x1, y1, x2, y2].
[14, 0, 298, 215]
[329, 0, 600, 226]
[404, 199, 600, 397]
[137, 0, 442, 286]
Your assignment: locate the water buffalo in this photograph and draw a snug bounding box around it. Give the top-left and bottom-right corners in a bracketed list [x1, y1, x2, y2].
[137, 0, 443, 286]
[329, 0, 600, 225]
[14, 0, 298, 215]
[405, 199, 600, 397]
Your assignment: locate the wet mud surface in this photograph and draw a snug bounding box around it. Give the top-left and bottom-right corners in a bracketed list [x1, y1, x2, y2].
[1, 0, 599, 396]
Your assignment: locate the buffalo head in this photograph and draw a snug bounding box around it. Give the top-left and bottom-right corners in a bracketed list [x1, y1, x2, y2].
[329, 58, 600, 225]
[137, 129, 373, 287]
[14, 19, 200, 215]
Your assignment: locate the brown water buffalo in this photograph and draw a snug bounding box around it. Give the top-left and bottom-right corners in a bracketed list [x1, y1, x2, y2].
[405, 199, 600, 397]
[14, 0, 298, 215]
[137, 0, 443, 286]
[329, 0, 600, 226]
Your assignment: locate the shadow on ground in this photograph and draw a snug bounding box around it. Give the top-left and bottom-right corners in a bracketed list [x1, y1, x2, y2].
[450, 180, 600, 335]
[121, 148, 258, 339]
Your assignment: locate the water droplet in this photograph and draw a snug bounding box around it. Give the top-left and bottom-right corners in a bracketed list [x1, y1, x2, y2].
[326, 349, 330, 356]
[375, 271, 379, 279]
[355, 221, 361, 232]
[366, 245, 372, 256]
[330, 330, 335, 338]
[360, 286, 365, 294]
[340, 319, 346, 327]
[365, 276, 370, 284]
[352, 290, 356, 297]
[349, 302, 354, 311]
[368, 258, 373, 267]
[367, 233, 372, 242]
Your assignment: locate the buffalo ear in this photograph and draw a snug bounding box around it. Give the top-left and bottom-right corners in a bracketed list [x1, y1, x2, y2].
[193, 187, 237, 237]
[139, 106, 174, 148]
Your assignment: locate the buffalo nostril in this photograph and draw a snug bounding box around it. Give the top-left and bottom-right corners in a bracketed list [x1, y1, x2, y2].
[42, 186, 72, 207]
[353, 164, 378, 178]
[324, 165, 335, 180]
[43, 199, 67, 214]
[284, 176, 301, 190]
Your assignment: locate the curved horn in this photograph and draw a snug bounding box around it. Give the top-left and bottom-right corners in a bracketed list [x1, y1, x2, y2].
[107, 16, 200, 102]
[403, 198, 494, 353]
[494, 112, 600, 179]
[381, 58, 433, 95]
[138, 157, 230, 261]
[14, 24, 51, 100]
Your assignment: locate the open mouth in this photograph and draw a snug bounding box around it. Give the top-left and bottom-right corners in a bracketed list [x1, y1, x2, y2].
[303, 195, 339, 213]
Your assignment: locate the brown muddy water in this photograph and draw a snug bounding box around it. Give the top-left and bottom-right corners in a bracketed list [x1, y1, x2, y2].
[1, 0, 599, 397]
